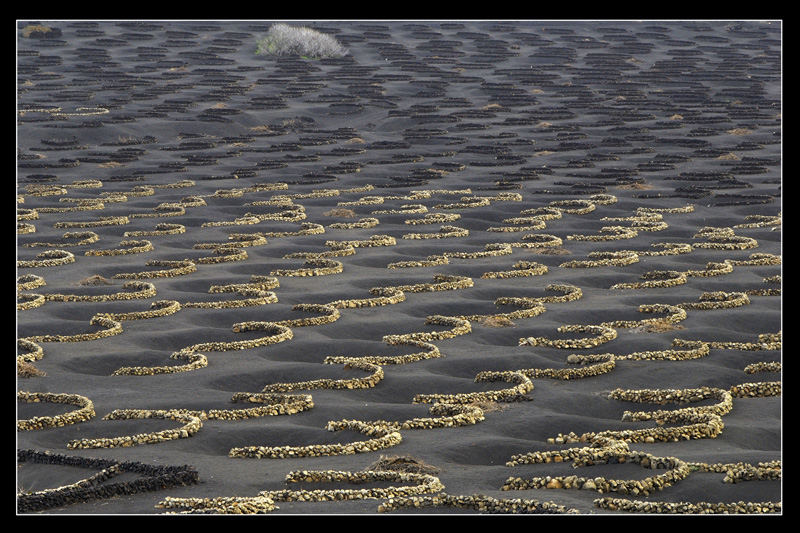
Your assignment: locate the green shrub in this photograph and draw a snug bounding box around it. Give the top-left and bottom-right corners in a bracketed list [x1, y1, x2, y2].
[256, 23, 348, 59]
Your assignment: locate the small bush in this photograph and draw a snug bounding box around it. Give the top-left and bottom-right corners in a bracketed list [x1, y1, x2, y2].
[467, 400, 506, 413]
[365, 455, 440, 475]
[256, 23, 348, 59]
[478, 316, 516, 328]
[22, 24, 60, 38]
[80, 275, 112, 286]
[323, 208, 357, 218]
[18, 361, 46, 378]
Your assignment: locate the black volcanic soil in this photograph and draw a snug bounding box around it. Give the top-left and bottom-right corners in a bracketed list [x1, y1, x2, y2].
[16, 20, 781, 515]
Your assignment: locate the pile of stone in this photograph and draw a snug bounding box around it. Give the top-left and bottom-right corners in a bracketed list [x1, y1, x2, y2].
[378, 493, 579, 514]
[692, 227, 758, 250]
[383, 315, 471, 343]
[206, 393, 314, 420]
[402, 225, 469, 239]
[17, 293, 45, 310]
[97, 300, 181, 321]
[458, 300, 546, 323]
[129, 203, 186, 219]
[262, 360, 383, 392]
[503, 449, 691, 496]
[17, 391, 96, 430]
[522, 353, 616, 380]
[673, 331, 781, 351]
[201, 215, 262, 227]
[677, 291, 750, 310]
[549, 199, 596, 214]
[176, 195, 206, 207]
[636, 204, 694, 214]
[22, 185, 68, 198]
[325, 234, 396, 248]
[375, 274, 474, 294]
[156, 495, 277, 514]
[17, 338, 43, 364]
[274, 189, 341, 200]
[23, 314, 122, 343]
[487, 219, 547, 232]
[275, 304, 340, 328]
[84, 239, 153, 256]
[413, 370, 533, 404]
[388, 255, 450, 269]
[594, 497, 780, 514]
[602, 212, 668, 232]
[42, 280, 157, 302]
[442, 243, 512, 259]
[196, 321, 293, 350]
[66, 408, 204, 449]
[729, 382, 781, 397]
[228, 420, 402, 459]
[554, 412, 725, 445]
[17, 249, 76, 268]
[516, 233, 564, 248]
[191, 246, 248, 264]
[519, 324, 618, 349]
[209, 275, 280, 293]
[499, 284, 583, 308]
[245, 206, 306, 222]
[517, 206, 563, 220]
[17, 208, 39, 220]
[193, 234, 268, 249]
[100, 193, 131, 205]
[481, 260, 548, 279]
[361, 403, 486, 430]
[560, 250, 639, 268]
[17, 449, 198, 513]
[611, 387, 733, 421]
[325, 338, 441, 366]
[271, 258, 343, 277]
[688, 460, 781, 483]
[258, 469, 444, 501]
[612, 339, 710, 361]
[121, 186, 155, 198]
[478, 192, 524, 203]
[734, 214, 781, 228]
[434, 196, 491, 209]
[567, 226, 639, 241]
[112, 350, 208, 376]
[329, 217, 380, 229]
[685, 261, 734, 277]
[743, 362, 781, 374]
[374, 204, 428, 215]
[503, 216, 550, 227]
[24, 230, 100, 247]
[284, 245, 356, 259]
[327, 287, 406, 309]
[403, 212, 462, 225]
[338, 195, 385, 206]
[112, 322, 292, 376]
[601, 304, 687, 329]
[260, 222, 325, 237]
[611, 270, 688, 290]
[113, 259, 197, 279]
[631, 242, 694, 256]
[122, 222, 186, 237]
